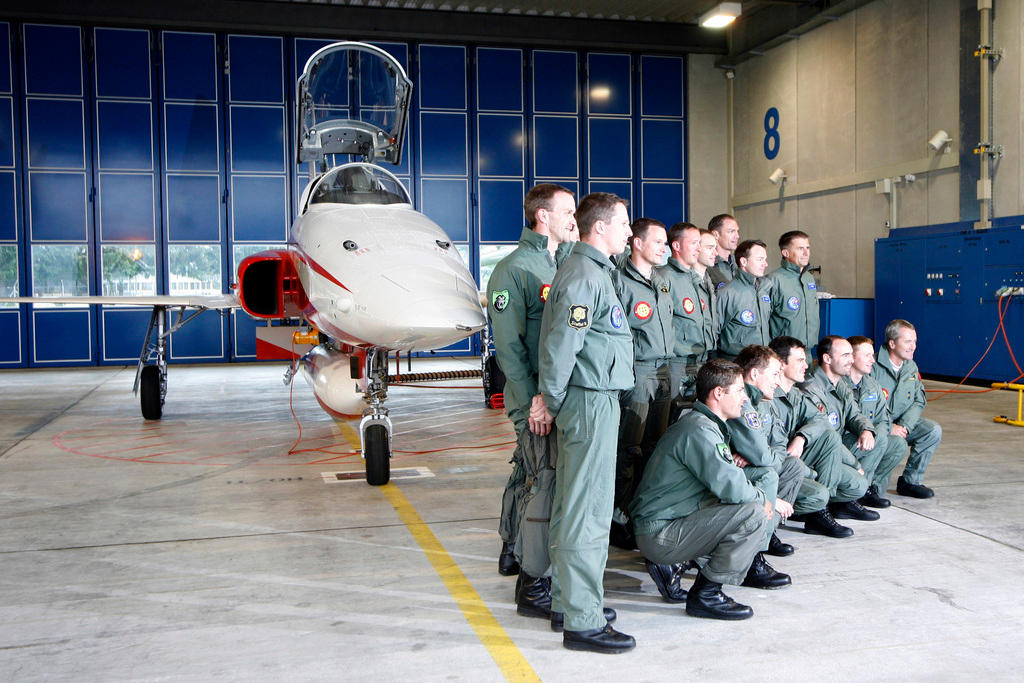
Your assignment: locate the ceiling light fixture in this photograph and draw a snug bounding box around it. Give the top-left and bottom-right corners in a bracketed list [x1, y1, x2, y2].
[700, 2, 742, 28]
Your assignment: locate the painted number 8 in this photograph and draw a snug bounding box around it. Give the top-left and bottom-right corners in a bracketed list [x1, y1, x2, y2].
[763, 107, 780, 160]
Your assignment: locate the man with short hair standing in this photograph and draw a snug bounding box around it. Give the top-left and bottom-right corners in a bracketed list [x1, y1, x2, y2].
[533, 192, 636, 653]
[716, 239, 772, 360]
[871, 319, 942, 498]
[765, 230, 819, 360]
[707, 214, 740, 289]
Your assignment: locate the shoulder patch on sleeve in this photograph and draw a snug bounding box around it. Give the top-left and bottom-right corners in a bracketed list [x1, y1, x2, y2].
[716, 442, 731, 460]
[491, 290, 510, 312]
[568, 304, 591, 329]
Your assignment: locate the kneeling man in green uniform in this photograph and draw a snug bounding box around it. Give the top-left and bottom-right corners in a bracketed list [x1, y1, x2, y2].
[630, 359, 774, 621]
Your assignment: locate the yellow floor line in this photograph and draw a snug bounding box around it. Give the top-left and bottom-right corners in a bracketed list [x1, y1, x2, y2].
[338, 420, 539, 681]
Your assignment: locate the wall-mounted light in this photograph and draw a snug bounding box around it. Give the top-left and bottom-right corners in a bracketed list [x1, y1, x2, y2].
[590, 85, 611, 102]
[700, 2, 742, 28]
[928, 129, 953, 153]
[768, 167, 786, 185]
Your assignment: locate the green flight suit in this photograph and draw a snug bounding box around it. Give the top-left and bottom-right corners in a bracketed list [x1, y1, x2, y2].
[730, 384, 829, 513]
[487, 227, 558, 554]
[774, 385, 868, 503]
[538, 241, 635, 632]
[800, 366, 885, 472]
[765, 259, 820, 358]
[660, 258, 717, 405]
[843, 373, 908, 494]
[871, 347, 942, 485]
[708, 254, 736, 291]
[630, 402, 772, 585]
[612, 260, 675, 510]
[715, 269, 772, 360]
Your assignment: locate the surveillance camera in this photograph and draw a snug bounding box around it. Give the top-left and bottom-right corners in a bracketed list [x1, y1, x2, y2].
[768, 167, 786, 185]
[928, 130, 952, 152]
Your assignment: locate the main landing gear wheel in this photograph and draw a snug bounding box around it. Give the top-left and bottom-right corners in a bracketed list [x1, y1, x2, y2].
[140, 365, 163, 420]
[363, 422, 390, 486]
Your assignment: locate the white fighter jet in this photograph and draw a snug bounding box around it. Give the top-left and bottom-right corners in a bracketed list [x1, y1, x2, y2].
[1, 42, 487, 485]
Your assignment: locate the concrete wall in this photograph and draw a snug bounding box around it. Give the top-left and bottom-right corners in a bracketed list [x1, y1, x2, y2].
[691, 0, 967, 298]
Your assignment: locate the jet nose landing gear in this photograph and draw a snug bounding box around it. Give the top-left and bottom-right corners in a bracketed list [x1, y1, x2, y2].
[360, 348, 392, 485]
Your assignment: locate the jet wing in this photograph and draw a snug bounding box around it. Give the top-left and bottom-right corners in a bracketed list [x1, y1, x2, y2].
[0, 294, 240, 308]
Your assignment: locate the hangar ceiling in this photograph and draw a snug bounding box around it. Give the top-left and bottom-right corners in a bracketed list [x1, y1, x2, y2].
[5, 0, 871, 63]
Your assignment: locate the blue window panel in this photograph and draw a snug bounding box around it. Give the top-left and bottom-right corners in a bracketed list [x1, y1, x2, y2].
[162, 32, 218, 102]
[229, 106, 286, 172]
[0, 171, 15, 240]
[478, 180, 525, 243]
[101, 308, 151, 361]
[419, 112, 467, 176]
[97, 101, 153, 171]
[477, 48, 523, 112]
[169, 310, 225, 360]
[420, 178, 468, 242]
[641, 119, 684, 180]
[587, 53, 631, 116]
[588, 181, 632, 209]
[641, 56, 683, 118]
[98, 173, 155, 241]
[94, 28, 151, 99]
[0, 96, 12, 166]
[641, 182, 685, 226]
[27, 99, 85, 169]
[232, 311, 258, 358]
[294, 38, 335, 83]
[231, 175, 288, 242]
[228, 35, 284, 104]
[378, 150, 411, 178]
[419, 45, 467, 111]
[533, 116, 578, 179]
[164, 103, 219, 172]
[0, 310, 21, 364]
[33, 309, 92, 363]
[477, 114, 523, 177]
[0, 23, 10, 94]
[166, 174, 221, 242]
[588, 118, 632, 179]
[532, 51, 577, 114]
[29, 172, 87, 241]
[23, 25, 82, 97]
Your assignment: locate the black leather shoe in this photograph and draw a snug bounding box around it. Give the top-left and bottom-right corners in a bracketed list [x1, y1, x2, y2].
[551, 607, 616, 633]
[516, 574, 552, 619]
[897, 476, 935, 499]
[829, 500, 880, 521]
[741, 552, 792, 590]
[766, 533, 795, 557]
[563, 624, 635, 654]
[644, 560, 688, 603]
[859, 485, 892, 508]
[802, 508, 853, 538]
[498, 541, 520, 576]
[685, 572, 753, 621]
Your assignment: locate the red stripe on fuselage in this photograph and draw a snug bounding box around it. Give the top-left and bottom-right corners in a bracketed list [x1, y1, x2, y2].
[295, 250, 351, 292]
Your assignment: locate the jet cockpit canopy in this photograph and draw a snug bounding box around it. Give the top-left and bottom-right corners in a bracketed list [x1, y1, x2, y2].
[296, 42, 411, 166]
[308, 163, 411, 206]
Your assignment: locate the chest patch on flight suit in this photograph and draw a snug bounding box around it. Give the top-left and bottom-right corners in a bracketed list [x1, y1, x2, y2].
[568, 304, 590, 329]
[717, 281, 726, 291]
[761, 295, 771, 303]
[610, 305, 624, 329]
[740, 309, 755, 325]
[743, 410, 761, 429]
[540, 284, 551, 302]
[828, 411, 840, 427]
[807, 282, 817, 290]
[660, 283, 670, 294]
[634, 301, 653, 320]
[682, 297, 695, 314]
[491, 290, 510, 312]
[716, 443, 731, 460]
[864, 393, 878, 402]
[882, 388, 890, 400]
[787, 296, 800, 311]
[700, 298, 707, 311]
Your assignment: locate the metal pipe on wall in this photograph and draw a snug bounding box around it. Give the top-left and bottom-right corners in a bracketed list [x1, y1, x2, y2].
[977, 0, 993, 228]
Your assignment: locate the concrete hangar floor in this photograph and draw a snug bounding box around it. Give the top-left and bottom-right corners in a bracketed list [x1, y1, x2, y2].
[1, 358, 1022, 681]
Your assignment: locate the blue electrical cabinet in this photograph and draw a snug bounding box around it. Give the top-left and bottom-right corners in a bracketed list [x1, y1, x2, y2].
[874, 219, 1024, 381]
